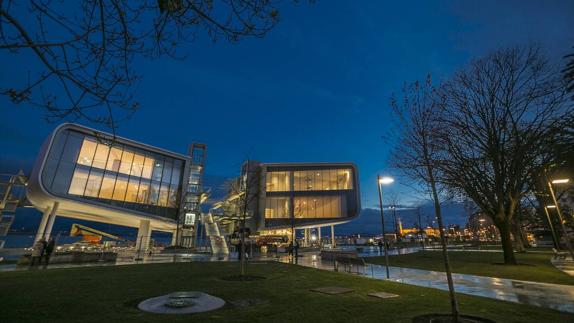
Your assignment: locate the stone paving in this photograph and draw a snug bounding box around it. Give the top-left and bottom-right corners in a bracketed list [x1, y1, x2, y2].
[281, 252, 574, 314]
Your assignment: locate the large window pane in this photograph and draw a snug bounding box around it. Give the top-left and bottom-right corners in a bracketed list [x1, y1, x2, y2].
[112, 175, 128, 201]
[51, 132, 83, 194]
[168, 184, 178, 207]
[149, 182, 160, 205]
[76, 138, 97, 167]
[125, 177, 140, 202]
[99, 173, 116, 199]
[266, 171, 290, 192]
[68, 168, 89, 195]
[119, 151, 134, 175]
[152, 159, 164, 182]
[84, 170, 104, 197]
[158, 184, 169, 206]
[293, 196, 344, 218]
[265, 197, 290, 218]
[106, 147, 123, 172]
[142, 157, 154, 179]
[92, 143, 110, 169]
[137, 181, 150, 204]
[162, 161, 173, 184]
[171, 160, 182, 187]
[336, 169, 353, 189]
[131, 153, 145, 177]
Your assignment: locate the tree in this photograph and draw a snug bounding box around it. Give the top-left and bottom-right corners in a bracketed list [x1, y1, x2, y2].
[0, 0, 280, 131]
[437, 45, 571, 265]
[564, 46, 574, 100]
[390, 75, 460, 322]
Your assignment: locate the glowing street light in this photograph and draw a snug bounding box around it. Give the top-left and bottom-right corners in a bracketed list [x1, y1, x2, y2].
[377, 174, 394, 279]
[547, 177, 574, 260]
[551, 178, 570, 184]
[379, 176, 395, 185]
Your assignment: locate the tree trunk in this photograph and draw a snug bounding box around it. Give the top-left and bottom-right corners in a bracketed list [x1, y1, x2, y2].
[498, 219, 518, 265]
[427, 165, 459, 322]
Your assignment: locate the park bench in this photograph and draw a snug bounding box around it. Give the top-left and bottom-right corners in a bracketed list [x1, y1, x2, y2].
[552, 248, 568, 260]
[320, 250, 367, 274]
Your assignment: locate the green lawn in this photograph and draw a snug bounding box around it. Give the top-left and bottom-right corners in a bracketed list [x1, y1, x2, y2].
[0, 262, 572, 322]
[365, 250, 574, 285]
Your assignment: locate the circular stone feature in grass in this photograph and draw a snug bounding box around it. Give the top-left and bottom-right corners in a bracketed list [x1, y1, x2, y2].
[412, 314, 496, 323]
[219, 275, 266, 281]
[138, 291, 225, 314]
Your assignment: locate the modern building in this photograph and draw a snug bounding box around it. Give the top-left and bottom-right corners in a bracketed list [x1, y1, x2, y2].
[212, 161, 361, 246]
[27, 123, 203, 253]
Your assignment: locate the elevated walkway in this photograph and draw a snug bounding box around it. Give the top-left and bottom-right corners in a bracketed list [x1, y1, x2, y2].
[202, 214, 229, 255]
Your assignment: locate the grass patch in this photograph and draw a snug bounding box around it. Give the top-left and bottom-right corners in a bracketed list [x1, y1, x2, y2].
[366, 250, 574, 285]
[0, 262, 572, 322]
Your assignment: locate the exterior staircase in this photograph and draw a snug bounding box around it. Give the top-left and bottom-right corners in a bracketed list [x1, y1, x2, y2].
[202, 213, 229, 255]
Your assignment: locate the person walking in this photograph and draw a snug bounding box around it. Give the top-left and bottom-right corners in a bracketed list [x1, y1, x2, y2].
[378, 240, 384, 254]
[43, 238, 55, 268]
[30, 238, 46, 267]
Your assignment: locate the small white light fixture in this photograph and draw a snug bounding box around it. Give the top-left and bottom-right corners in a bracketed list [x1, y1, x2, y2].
[379, 176, 394, 185]
[551, 178, 570, 184]
[546, 205, 557, 209]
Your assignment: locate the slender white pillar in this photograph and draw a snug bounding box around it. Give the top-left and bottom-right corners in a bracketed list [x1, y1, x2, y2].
[135, 219, 151, 255]
[331, 225, 336, 248]
[43, 202, 59, 239]
[34, 206, 51, 244]
[318, 227, 322, 244]
[304, 228, 309, 247]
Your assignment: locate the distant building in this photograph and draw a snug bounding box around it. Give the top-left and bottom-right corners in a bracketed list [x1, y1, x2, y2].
[27, 123, 204, 253]
[212, 161, 361, 246]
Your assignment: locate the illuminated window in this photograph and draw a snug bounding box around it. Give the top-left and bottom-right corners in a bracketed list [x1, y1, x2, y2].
[266, 172, 289, 192]
[293, 196, 344, 218]
[137, 181, 150, 204]
[142, 157, 154, 179]
[76, 139, 97, 166]
[125, 177, 140, 202]
[92, 144, 110, 169]
[131, 154, 145, 177]
[119, 151, 134, 175]
[68, 168, 89, 195]
[149, 182, 160, 205]
[292, 169, 353, 191]
[158, 184, 169, 206]
[106, 147, 123, 172]
[98, 173, 116, 199]
[168, 184, 178, 207]
[112, 175, 128, 201]
[265, 197, 290, 218]
[84, 170, 103, 197]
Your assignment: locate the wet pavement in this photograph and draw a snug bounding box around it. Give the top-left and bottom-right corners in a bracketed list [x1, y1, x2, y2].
[280, 252, 574, 314]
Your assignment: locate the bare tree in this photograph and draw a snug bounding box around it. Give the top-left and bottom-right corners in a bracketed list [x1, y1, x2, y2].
[437, 45, 571, 265]
[0, 0, 280, 131]
[390, 75, 460, 322]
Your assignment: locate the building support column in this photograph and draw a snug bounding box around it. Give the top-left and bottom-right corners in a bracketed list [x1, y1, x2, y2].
[34, 202, 58, 244]
[135, 219, 151, 257]
[171, 229, 178, 246]
[34, 206, 51, 245]
[331, 225, 336, 248]
[304, 228, 309, 247]
[317, 227, 322, 245]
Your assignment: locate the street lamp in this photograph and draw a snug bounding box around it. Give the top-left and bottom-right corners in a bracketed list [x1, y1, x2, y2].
[547, 178, 574, 260]
[377, 174, 394, 279]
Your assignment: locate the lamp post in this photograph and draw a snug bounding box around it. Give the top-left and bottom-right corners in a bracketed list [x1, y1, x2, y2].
[543, 206, 560, 250]
[377, 174, 394, 279]
[547, 178, 574, 260]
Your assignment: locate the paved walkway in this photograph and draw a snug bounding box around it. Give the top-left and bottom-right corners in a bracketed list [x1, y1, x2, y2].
[281, 252, 574, 314]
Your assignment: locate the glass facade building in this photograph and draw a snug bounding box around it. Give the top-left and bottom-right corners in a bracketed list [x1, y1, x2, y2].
[261, 164, 360, 229]
[39, 128, 186, 220]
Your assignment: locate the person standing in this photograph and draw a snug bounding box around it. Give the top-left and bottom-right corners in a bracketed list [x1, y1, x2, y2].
[378, 240, 384, 254]
[30, 238, 46, 267]
[43, 238, 55, 268]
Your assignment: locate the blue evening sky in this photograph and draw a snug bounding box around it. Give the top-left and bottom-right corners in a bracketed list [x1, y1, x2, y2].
[1, 0, 573, 209]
